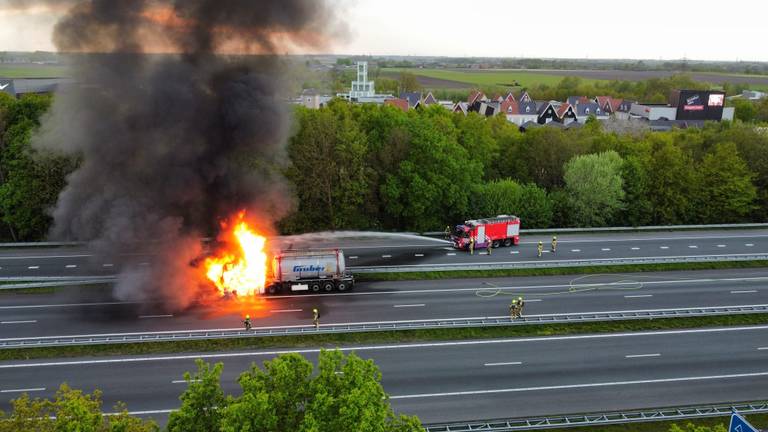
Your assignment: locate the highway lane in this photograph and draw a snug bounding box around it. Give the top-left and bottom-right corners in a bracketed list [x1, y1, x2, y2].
[0, 229, 767, 277]
[1, 325, 767, 423]
[2, 268, 768, 339]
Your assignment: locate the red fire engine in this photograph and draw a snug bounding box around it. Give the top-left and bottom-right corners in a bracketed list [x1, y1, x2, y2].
[451, 215, 521, 250]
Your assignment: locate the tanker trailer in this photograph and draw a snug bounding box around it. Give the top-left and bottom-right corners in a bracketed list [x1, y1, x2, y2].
[267, 249, 354, 294]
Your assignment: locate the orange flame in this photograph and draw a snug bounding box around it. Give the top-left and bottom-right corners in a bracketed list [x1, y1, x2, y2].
[204, 213, 268, 297]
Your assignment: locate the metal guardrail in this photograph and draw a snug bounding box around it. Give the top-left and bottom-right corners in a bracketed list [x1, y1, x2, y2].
[423, 401, 768, 431]
[350, 253, 768, 273]
[0, 279, 115, 290]
[1, 304, 766, 349]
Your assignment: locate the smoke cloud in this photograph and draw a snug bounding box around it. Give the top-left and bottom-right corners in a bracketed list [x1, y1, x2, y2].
[14, 0, 344, 310]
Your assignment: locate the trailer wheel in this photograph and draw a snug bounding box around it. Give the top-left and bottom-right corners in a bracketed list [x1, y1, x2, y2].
[492, 240, 501, 248]
[503, 238, 512, 247]
[310, 283, 321, 292]
[267, 285, 277, 295]
[336, 282, 348, 292]
[323, 282, 334, 292]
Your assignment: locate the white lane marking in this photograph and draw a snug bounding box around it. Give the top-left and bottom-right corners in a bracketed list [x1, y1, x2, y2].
[601, 248, 611, 251]
[446, 253, 456, 256]
[688, 245, 698, 249]
[393, 304, 425, 308]
[624, 294, 653, 298]
[524, 299, 543, 302]
[65, 264, 77, 268]
[171, 380, 200, 384]
[0, 254, 92, 260]
[631, 247, 640, 250]
[390, 371, 768, 400]
[484, 362, 522, 367]
[138, 314, 173, 319]
[0, 301, 136, 310]
[510, 251, 519, 254]
[414, 254, 424, 257]
[382, 255, 392, 258]
[27, 266, 39, 269]
[348, 256, 358, 259]
[659, 246, 669, 250]
[518, 234, 768, 244]
[746, 243, 755, 247]
[718, 244, 727, 248]
[625, 353, 661, 358]
[270, 309, 302, 313]
[0, 387, 46, 393]
[4, 325, 768, 369]
[758, 347, 768, 350]
[1, 320, 37, 324]
[102, 263, 114, 267]
[571, 249, 581, 252]
[541, 250, 550, 254]
[731, 290, 758, 294]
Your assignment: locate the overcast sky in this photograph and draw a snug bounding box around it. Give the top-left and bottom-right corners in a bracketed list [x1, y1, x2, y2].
[1, 0, 766, 61]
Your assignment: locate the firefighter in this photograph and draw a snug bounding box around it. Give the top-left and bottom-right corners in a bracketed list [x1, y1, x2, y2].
[509, 299, 518, 320]
[243, 315, 252, 331]
[487, 239, 492, 255]
[312, 308, 320, 329]
[551, 235, 558, 253]
[517, 297, 525, 318]
[537, 241, 543, 258]
[444, 225, 451, 240]
[469, 236, 475, 255]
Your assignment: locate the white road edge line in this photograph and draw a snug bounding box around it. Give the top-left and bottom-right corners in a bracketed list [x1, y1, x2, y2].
[4, 325, 768, 369]
[625, 353, 661, 358]
[0, 388, 46, 393]
[1, 320, 37, 324]
[171, 380, 200, 384]
[390, 371, 768, 399]
[393, 304, 426, 308]
[484, 362, 522, 367]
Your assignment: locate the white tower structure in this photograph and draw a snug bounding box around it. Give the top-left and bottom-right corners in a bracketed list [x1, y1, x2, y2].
[350, 61, 375, 98]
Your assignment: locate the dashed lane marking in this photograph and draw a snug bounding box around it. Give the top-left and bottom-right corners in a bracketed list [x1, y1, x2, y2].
[1, 388, 45, 393]
[1, 320, 37, 324]
[138, 314, 173, 319]
[27, 266, 39, 269]
[731, 290, 758, 294]
[624, 294, 653, 298]
[625, 353, 661, 359]
[631, 247, 640, 250]
[414, 254, 424, 257]
[382, 255, 392, 258]
[393, 304, 426, 308]
[571, 249, 581, 252]
[172, 380, 200, 384]
[270, 309, 302, 313]
[102, 263, 114, 267]
[746, 243, 755, 247]
[717, 245, 726, 248]
[601, 248, 611, 251]
[510, 251, 519, 254]
[65, 264, 77, 268]
[348, 256, 358, 259]
[660, 246, 669, 249]
[688, 245, 698, 249]
[484, 362, 522, 367]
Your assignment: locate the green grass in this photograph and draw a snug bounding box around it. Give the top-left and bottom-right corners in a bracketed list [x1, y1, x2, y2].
[382, 67, 601, 88]
[0, 65, 69, 78]
[3, 312, 768, 361]
[357, 260, 768, 282]
[529, 414, 767, 432]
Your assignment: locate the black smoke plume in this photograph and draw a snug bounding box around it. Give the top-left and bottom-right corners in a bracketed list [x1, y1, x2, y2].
[9, 0, 343, 310]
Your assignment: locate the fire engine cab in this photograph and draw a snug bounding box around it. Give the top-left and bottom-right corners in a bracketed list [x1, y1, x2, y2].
[451, 215, 521, 250]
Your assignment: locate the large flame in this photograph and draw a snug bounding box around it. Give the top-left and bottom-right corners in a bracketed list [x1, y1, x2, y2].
[204, 213, 268, 297]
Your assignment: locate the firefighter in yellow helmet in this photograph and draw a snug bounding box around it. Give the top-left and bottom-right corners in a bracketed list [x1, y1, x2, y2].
[312, 308, 320, 329]
[243, 314, 252, 331]
[551, 235, 558, 253]
[509, 299, 518, 320]
[517, 297, 525, 318]
[469, 236, 475, 255]
[537, 241, 543, 258]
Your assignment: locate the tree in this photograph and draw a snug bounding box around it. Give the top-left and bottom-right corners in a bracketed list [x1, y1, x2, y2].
[646, 136, 697, 224]
[564, 151, 625, 227]
[0, 384, 157, 432]
[471, 179, 552, 228]
[732, 98, 757, 122]
[398, 72, 422, 94]
[619, 155, 653, 227]
[167, 360, 228, 432]
[453, 112, 499, 176]
[216, 350, 422, 432]
[695, 142, 757, 223]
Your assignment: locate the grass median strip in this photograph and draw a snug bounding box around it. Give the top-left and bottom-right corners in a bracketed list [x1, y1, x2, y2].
[357, 260, 768, 281]
[490, 413, 768, 432]
[2, 313, 768, 361]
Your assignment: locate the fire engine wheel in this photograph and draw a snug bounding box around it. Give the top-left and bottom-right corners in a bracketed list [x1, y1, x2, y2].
[492, 240, 501, 248]
[336, 282, 348, 292]
[310, 283, 321, 292]
[323, 282, 335, 292]
[503, 238, 512, 247]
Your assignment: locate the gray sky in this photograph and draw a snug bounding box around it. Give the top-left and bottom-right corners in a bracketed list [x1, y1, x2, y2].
[1, 0, 766, 61]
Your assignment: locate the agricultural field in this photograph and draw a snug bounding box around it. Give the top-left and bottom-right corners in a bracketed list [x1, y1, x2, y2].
[0, 63, 69, 78]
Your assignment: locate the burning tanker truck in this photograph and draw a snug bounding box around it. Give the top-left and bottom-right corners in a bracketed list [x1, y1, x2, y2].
[267, 249, 354, 294]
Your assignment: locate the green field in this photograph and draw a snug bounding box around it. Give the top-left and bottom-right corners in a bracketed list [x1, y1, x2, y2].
[382, 67, 602, 88]
[0, 64, 69, 78]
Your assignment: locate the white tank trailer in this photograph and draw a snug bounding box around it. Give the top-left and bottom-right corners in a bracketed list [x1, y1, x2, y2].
[267, 249, 354, 294]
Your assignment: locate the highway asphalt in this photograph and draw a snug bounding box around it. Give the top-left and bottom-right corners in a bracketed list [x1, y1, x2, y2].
[2, 268, 768, 340]
[0, 229, 767, 277]
[1, 325, 767, 424]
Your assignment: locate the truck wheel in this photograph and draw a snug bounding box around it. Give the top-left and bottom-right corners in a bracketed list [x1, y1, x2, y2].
[323, 282, 334, 292]
[267, 285, 277, 295]
[492, 240, 501, 248]
[336, 282, 348, 292]
[503, 238, 512, 247]
[310, 283, 321, 292]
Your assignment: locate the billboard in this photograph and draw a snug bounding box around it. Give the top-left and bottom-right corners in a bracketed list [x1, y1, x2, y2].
[675, 90, 725, 120]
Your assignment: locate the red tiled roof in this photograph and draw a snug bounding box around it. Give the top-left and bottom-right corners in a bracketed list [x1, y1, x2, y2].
[504, 92, 516, 104]
[556, 103, 572, 118]
[595, 96, 611, 109]
[501, 100, 519, 115]
[607, 98, 623, 112]
[385, 98, 409, 112]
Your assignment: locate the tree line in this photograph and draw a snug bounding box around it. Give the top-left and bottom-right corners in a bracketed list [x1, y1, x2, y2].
[2, 87, 768, 241]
